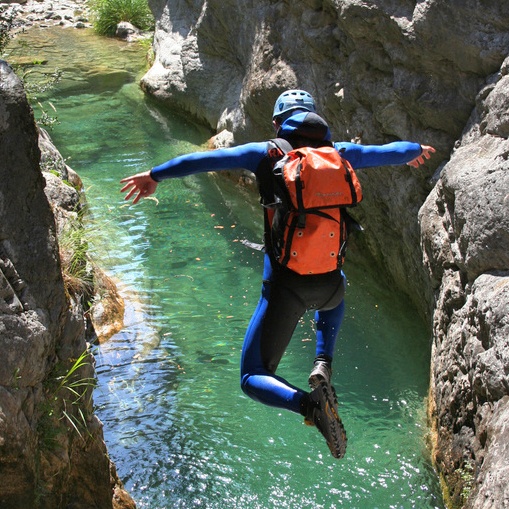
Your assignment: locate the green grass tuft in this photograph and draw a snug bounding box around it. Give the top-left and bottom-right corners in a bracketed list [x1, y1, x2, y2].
[89, 0, 154, 36]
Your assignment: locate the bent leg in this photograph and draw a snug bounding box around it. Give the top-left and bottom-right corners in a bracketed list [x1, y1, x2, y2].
[240, 255, 307, 415]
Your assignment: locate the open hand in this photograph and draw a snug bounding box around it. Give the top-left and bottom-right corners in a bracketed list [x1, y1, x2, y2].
[407, 145, 436, 168]
[120, 171, 158, 204]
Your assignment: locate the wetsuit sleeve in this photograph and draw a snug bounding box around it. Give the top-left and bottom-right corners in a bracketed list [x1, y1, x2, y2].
[150, 142, 268, 181]
[334, 141, 423, 169]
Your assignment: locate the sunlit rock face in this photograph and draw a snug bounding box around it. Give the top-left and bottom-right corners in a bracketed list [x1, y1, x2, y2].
[420, 59, 509, 509]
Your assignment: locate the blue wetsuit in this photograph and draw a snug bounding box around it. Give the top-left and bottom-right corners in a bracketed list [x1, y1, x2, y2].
[151, 112, 422, 416]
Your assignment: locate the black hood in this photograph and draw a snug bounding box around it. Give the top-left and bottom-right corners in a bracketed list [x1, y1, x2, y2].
[277, 111, 332, 142]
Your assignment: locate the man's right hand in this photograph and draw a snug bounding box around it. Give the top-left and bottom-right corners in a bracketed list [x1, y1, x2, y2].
[120, 171, 158, 204]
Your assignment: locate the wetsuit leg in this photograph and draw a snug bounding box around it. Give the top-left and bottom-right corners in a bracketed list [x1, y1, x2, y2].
[315, 272, 347, 359]
[240, 257, 347, 415]
[314, 301, 345, 359]
[240, 254, 306, 414]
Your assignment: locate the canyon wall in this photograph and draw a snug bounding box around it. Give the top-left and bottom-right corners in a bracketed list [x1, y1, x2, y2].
[420, 60, 509, 508]
[0, 60, 134, 509]
[140, 1, 509, 507]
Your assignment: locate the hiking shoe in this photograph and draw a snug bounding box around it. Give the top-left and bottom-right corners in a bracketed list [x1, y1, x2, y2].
[308, 360, 332, 389]
[304, 381, 347, 459]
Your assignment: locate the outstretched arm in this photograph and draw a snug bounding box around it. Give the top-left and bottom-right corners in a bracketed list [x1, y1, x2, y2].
[120, 142, 269, 204]
[406, 145, 436, 168]
[120, 171, 158, 204]
[335, 141, 435, 169]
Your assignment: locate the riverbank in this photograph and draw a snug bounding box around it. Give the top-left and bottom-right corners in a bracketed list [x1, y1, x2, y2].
[5, 0, 152, 43]
[5, 0, 92, 32]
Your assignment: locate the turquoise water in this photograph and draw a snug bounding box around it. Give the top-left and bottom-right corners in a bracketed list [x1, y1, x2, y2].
[11, 28, 444, 509]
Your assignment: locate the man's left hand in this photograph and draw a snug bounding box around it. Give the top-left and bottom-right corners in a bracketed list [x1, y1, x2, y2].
[407, 145, 436, 168]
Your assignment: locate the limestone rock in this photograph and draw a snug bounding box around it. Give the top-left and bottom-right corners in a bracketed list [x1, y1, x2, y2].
[90, 266, 126, 343]
[115, 21, 142, 42]
[420, 58, 509, 508]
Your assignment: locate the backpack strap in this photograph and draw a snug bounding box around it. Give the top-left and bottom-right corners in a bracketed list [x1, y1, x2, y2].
[270, 138, 293, 156]
[255, 139, 293, 255]
[337, 147, 362, 206]
[257, 139, 293, 208]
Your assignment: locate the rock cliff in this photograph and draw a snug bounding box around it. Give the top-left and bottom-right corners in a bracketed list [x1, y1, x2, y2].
[141, 1, 509, 507]
[420, 60, 509, 508]
[0, 60, 134, 509]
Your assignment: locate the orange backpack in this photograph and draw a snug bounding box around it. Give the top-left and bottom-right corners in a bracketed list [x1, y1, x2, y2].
[264, 139, 363, 275]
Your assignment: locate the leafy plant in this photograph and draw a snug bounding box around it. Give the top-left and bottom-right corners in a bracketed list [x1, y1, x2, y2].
[35, 100, 60, 129]
[23, 67, 63, 95]
[57, 350, 97, 440]
[460, 461, 475, 502]
[89, 0, 154, 36]
[39, 349, 97, 447]
[54, 349, 95, 398]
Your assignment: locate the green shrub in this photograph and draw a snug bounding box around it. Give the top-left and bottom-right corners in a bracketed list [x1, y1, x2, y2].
[89, 0, 154, 36]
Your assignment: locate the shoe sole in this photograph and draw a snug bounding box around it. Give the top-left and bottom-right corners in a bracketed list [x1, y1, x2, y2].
[312, 381, 347, 459]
